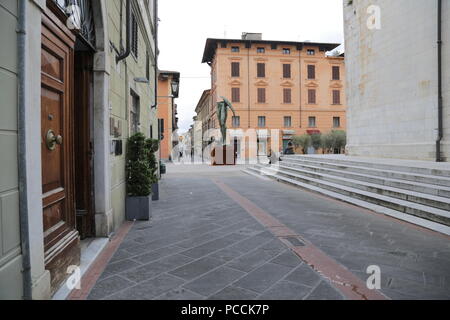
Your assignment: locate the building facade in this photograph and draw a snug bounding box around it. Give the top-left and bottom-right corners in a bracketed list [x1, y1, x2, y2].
[201, 33, 346, 160]
[343, 0, 449, 161]
[194, 89, 214, 160]
[0, 0, 158, 299]
[157, 70, 180, 161]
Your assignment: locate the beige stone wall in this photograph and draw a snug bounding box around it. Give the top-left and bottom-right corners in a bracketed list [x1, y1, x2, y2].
[106, 0, 157, 229]
[0, 0, 23, 300]
[344, 0, 450, 161]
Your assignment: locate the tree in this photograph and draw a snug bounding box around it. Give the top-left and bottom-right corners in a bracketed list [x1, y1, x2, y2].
[333, 130, 347, 153]
[310, 133, 322, 151]
[292, 134, 311, 154]
[321, 130, 347, 154]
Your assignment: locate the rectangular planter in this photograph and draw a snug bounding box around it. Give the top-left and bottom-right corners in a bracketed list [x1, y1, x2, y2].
[152, 183, 159, 201]
[126, 195, 152, 221]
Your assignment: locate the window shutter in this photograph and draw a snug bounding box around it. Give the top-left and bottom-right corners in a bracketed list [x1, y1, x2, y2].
[232, 88, 240, 102]
[231, 62, 240, 77]
[131, 14, 139, 58]
[257, 63, 265, 78]
[308, 65, 315, 79]
[258, 88, 266, 103]
[332, 66, 340, 80]
[308, 89, 316, 104]
[333, 90, 340, 104]
[283, 89, 291, 103]
[283, 64, 291, 78]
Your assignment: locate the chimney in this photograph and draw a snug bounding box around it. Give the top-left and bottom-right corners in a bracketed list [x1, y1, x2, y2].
[241, 32, 262, 40]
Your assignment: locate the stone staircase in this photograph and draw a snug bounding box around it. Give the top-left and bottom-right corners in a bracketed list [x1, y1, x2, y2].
[243, 155, 450, 236]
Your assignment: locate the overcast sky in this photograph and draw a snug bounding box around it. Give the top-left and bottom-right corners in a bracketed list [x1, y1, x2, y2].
[158, 0, 344, 133]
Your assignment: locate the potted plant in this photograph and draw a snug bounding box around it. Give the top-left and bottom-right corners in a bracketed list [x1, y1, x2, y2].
[146, 138, 160, 201]
[125, 133, 152, 221]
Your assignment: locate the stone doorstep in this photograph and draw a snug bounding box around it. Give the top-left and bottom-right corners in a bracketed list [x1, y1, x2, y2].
[52, 237, 109, 300]
[243, 168, 450, 237]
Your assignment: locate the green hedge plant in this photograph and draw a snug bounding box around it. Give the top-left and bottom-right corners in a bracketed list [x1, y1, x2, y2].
[146, 138, 160, 185]
[126, 132, 152, 197]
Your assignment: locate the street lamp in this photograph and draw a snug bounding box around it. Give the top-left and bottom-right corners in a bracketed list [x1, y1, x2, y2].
[171, 80, 179, 98]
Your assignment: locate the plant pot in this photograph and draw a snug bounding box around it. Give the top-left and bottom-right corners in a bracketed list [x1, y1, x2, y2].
[160, 162, 166, 174]
[152, 183, 159, 201]
[126, 195, 152, 221]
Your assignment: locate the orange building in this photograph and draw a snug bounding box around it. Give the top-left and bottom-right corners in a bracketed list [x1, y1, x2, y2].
[157, 71, 180, 161]
[201, 33, 346, 159]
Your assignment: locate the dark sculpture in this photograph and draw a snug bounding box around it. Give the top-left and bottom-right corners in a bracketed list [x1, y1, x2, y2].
[217, 96, 236, 144]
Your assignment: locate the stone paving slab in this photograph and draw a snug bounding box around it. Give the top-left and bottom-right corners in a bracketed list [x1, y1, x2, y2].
[221, 174, 450, 300]
[86, 165, 450, 300]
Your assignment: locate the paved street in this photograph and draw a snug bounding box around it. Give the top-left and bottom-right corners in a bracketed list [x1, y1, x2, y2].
[87, 164, 450, 300]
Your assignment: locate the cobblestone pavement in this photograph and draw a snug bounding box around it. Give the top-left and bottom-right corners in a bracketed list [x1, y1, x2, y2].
[87, 164, 450, 300]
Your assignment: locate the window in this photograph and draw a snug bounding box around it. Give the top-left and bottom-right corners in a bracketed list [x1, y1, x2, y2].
[231, 62, 240, 77]
[307, 65, 315, 79]
[257, 88, 266, 103]
[284, 116, 292, 128]
[231, 87, 240, 103]
[258, 116, 266, 127]
[332, 90, 341, 104]
[232, 116, 240, 128]
[257, 63, 266, 78]
[257, 47, 265, 53]
[130, 93, 140, 134]
[307, 49, 315, 55]
[283, 88, 292, 104]
[308, 89, 316, 104]
[308, 116, 316, 128]
[231, 46, 240, 52]
[333, 117, 341, 128]
[131, 13, 138, 58]
[332, 66, 340, 80]
[283, 64, 291, 78]
[282, 48, 291, 54]
[158, 119, 164, 140]
[146, 51, 150, 80]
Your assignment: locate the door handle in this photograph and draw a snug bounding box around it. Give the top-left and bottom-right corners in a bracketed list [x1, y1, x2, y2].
[46, 129, 63, 151]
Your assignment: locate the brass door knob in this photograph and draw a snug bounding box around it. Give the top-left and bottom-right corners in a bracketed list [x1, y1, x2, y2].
[46, 129, 63, 151]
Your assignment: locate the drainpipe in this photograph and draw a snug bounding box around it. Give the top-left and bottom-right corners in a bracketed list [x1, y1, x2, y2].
[116, 0, 131, 63]
[154, 0, 158, 110]
[247, 43, 250, 128]
[436, 0, 443, 162]
[17, 0, 32, 300]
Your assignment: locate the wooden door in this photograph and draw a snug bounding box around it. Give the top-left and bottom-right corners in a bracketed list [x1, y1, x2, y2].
[41, 8, 80, 293]
[74, 51, 95, 239]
